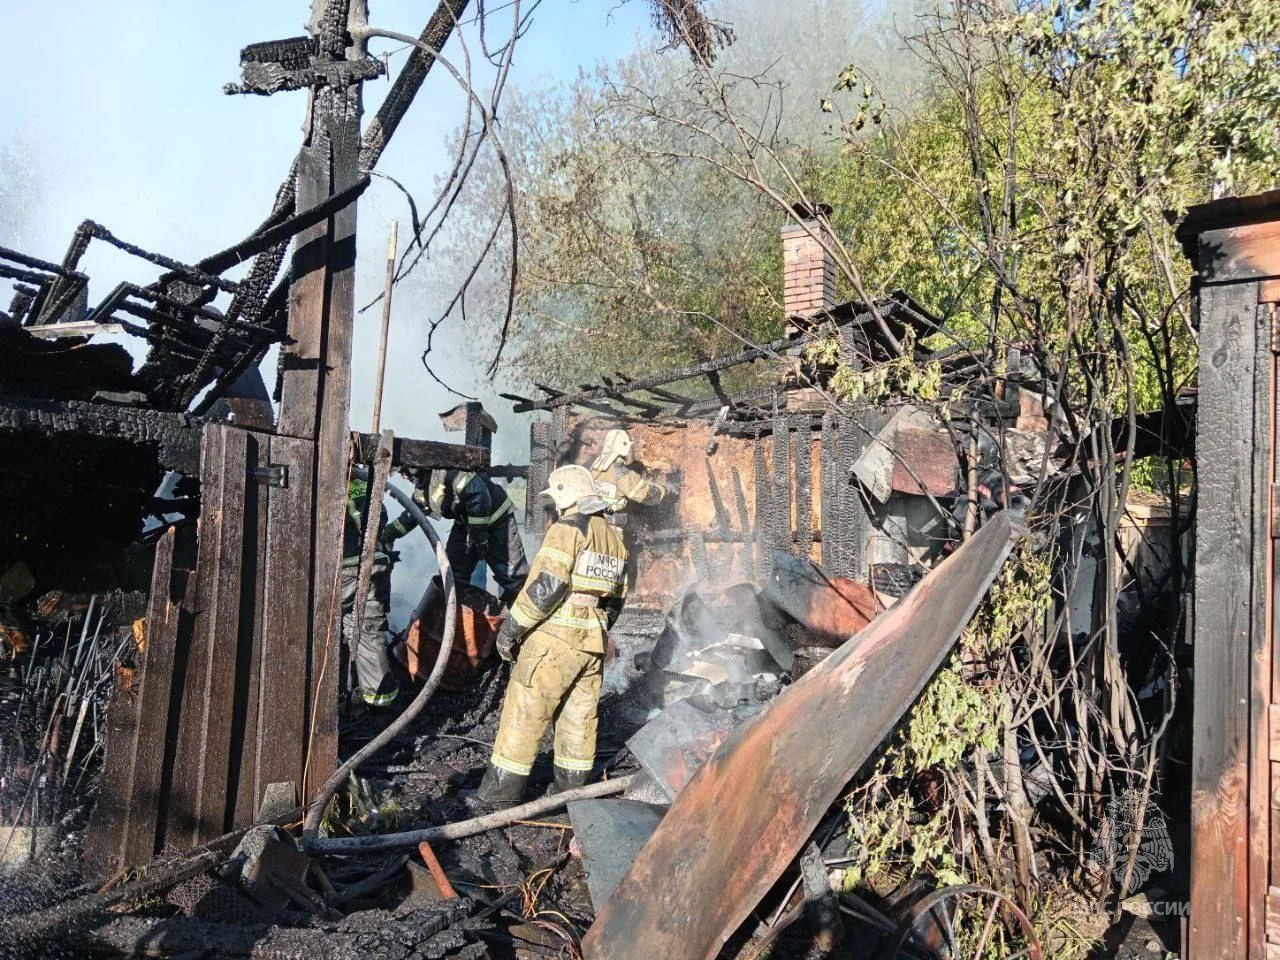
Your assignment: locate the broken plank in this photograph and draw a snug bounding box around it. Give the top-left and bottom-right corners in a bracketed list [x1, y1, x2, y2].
[123, 527, 183, 869]
[83, 531, 178, 877]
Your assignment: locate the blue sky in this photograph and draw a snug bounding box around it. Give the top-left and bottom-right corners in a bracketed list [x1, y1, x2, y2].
[0, 0, 654, 463]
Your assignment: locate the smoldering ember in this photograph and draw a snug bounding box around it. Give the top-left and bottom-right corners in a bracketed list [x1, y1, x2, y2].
[0, 1, 1277, 958]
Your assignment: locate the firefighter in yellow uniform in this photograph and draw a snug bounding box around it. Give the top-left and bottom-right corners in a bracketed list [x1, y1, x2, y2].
[589, 428, 668, 526]
[478, 465, 628, 806]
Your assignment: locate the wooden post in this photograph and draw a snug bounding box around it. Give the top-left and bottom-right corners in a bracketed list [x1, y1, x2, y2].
[266, 0, 368, 807]
[1178, 190, 1280, 960]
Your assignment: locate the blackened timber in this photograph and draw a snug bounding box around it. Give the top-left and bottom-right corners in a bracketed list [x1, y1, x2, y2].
[795, 427, 812, 557]
[551, 406, 569, 468]
[753, 431, 769, 581]
[195, 176, 371, 277]
[231, 432, 269, 828]
[835, 420, 860, 579]
[0, 395, 201, 474]
[527, 422, 552, 541]
[276, 131, 333, 439]
[358, 0, 473, 171]
[352, 432, 490, 471]
[820, 414, 838, 571]
[772, 413, 792, 556]
[512, 340, 786, 413]
[76, 221, 240, 295]
[731, 466, 752, 580]
[0, 244, 87, 282]
[510, 296, 932, 414]
[1188, 280, 1257, 960]
[306, 76, 362, 796]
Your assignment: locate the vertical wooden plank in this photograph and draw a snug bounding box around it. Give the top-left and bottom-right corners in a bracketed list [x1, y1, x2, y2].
[753, 430, 770, 582]
[231, 431, 268, 828]
[121, 527, 182, 869]
[307, 90, 363, 798]
[83, 534, 177, 876]
[549, 407, 569, 541]
[1272, 762, 1280, 894]
[192, 426, 248, 843]
[1252, 300, 1276, 960]
[836, 417, 861, 579]
[168, 425, 226, 848]
[276, 134, 332, 440]
[257, 435, 316, 811]
[772, 413, 791, 556]
[794, 421, 812, 561]
[1251, 302, 1272, 957]
[820, 414, 838, 571]
[1191, 280, 1259, 960]
[731, 466, 753, 580]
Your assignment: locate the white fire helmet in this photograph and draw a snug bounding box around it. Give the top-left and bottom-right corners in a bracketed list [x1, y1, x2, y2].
[589, 428, 633, 472]
[542, 465, 599, 512]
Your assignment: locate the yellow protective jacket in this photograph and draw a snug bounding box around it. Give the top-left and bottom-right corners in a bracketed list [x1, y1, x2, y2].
[508, 508, 628, 655]
[590, 463, 666, 516]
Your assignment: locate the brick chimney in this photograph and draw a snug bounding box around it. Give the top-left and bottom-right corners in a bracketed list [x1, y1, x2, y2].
[782, 202, 836, 337]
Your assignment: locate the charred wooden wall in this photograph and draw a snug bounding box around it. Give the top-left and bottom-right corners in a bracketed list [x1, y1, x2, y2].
[529, 410, 890, 609]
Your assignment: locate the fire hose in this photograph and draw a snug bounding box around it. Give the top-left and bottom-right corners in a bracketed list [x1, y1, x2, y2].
[302, 467, 457, 849]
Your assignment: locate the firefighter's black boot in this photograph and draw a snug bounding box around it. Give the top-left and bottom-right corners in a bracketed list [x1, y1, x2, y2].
[476, 763, 528, 807]
[549, 765, 591, 795]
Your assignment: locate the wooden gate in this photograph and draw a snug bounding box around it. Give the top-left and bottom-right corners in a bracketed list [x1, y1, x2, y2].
[85, 423, 334, 871]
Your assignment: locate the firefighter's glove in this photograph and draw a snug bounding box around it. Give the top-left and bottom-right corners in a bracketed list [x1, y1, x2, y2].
[496, 616, 524, 663]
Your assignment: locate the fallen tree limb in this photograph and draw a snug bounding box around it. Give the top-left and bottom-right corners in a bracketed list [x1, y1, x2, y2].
[308, 775, 634, 854]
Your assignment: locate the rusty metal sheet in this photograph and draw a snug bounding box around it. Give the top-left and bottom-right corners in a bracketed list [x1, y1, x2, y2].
[582, 512, 1020, 960]
[764, 549, 879, 642]
[890, 423, 957, 496]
